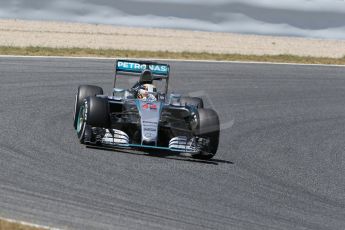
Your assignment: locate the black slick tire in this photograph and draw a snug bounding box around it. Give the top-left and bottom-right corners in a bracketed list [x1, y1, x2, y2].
[76, 96, 110, 144]
[192, 108, 220, 160]
[73, 85, 103, 129]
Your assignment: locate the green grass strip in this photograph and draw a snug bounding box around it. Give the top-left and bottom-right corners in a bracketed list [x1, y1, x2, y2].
[1, 46, 345, 65]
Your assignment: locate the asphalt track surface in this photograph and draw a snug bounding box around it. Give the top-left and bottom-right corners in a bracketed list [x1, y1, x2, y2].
[1, 57, 345, 230]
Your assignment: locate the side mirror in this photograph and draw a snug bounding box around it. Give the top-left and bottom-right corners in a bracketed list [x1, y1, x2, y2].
[169, 93, 181, 106]
[113, 88, 125, 99]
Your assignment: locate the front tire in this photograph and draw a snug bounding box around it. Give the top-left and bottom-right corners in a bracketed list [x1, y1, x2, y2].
[76, 96, 110, 144]
[73, 85, 103, 129]
[192, 108, 220, 160]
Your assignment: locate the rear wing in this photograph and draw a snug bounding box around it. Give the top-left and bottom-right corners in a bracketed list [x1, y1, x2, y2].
[115, 60, 170, 77]
[114, 59, 170, 94]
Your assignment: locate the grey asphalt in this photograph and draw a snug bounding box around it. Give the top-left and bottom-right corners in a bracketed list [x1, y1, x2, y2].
[1, 57, 345, 230]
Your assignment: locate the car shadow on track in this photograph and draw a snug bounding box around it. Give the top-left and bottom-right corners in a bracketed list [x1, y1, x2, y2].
[86, 145, 233, 165]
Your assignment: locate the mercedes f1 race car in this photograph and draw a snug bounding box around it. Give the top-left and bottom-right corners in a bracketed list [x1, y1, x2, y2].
[73, 60, 220, 159]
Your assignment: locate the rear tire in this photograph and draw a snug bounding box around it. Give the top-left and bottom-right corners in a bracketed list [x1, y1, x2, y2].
[180, 97, 204, 109]
[74, 85, 103, 129]
[192, 108, 220, 160]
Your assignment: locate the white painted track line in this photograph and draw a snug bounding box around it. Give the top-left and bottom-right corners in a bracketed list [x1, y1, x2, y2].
[0, 54, 344, 67]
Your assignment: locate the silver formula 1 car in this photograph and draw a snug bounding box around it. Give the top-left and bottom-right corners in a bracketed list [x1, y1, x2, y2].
[73, 60, 220, 159]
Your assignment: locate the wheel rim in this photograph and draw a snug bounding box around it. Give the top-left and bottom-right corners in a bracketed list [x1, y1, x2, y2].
[77, 105, 85, 133]
[73, 93, 78, 120]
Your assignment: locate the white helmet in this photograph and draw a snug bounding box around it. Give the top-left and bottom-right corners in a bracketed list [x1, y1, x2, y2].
[138, 84, 157, 100]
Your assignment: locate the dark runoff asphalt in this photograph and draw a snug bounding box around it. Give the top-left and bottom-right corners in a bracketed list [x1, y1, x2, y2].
[1, 57, 345, 230]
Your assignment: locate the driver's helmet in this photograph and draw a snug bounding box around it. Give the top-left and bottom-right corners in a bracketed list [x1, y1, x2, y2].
[137, 84, 157, 100]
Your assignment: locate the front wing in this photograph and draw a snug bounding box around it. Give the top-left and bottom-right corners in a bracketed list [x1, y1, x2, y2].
[88, 128, 200, 153]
